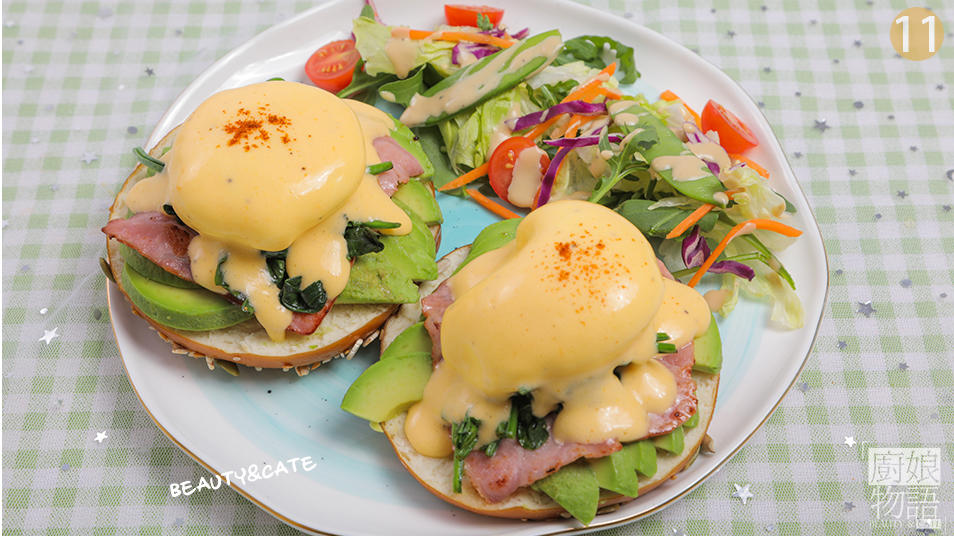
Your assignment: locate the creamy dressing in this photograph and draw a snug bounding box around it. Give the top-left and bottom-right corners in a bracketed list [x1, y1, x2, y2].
[404, 201, 711, 450]
[704, 289, 732, 311]
[400, 35, 562, 127]
[608, 100, 640, 126]
[128, 82, 412, 340]
[384, 35, 419, 79]
[686, 140, 731, 175]
[506, 145, 545, 208]
[651, 154, 710, 182]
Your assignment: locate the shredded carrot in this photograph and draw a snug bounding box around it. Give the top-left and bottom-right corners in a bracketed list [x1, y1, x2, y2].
[438, 163, 489, 192]
[467, 188, 521, 219]
[523, 63, 619, 140]
[659, 90, 701, 127]
[596, 86, 624, 100]
[562, 114, 586, 138]
[730, 154, 770, 178]
[665, 204, 715, 239]
[398, 29, 514, 48]
[687, 218, 803, 287]
[525, 115, 562, 140]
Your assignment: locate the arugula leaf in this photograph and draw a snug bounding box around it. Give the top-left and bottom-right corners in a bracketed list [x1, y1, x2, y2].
[587, 129, 650, 204]
[528, 80, 577, 109]
[615, 199, 719, 237]
[413, 126, 458, 191]
[553, 35, 639, 84]
[378, 67, 426, 107]
[337, 59, 398, 103]
[133, 147, 165, 174]
[344, 221, 386, 259]
[451, 416, 481, 493]
[476, 13, 493, 31]
[279, 275, 327, 313]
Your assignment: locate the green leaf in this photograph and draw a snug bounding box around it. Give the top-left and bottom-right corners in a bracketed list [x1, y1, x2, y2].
[451, 416, 481, 493]
[495, 393, 549, 450]
[279, 275, 327, 313]
[343, 221, 386, 259]
[553, 35, 639, 84]
[476, 13, 493, 31]
[337, 59, 398, 103]
[528, 80, 577, 109]
[378, 67, 426, 107]
[413, 126, 457, 190]
[588, 128, 650, 204]
[615, 199, 719, 237]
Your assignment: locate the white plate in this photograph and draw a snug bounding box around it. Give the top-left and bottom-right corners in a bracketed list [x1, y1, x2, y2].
[107, 1, 829, 534]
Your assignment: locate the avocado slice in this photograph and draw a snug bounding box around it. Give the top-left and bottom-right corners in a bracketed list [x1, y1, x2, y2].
[635, 440, 657, 478]
[589, 442, 641, 498]
[683, 409, 700, 429]
[337, 203, 437, 304]
[692, 314, 723, 374]
[531, 461, 600, 525]
[120, 263, 252, 331]
[387, 199, 438, 281]
[120, 244, 198, 289]
[340, 351, 432, 422]
[652, 425, 685, 455]
[381, 322, 432, 360]
[391, 180, 442, 225]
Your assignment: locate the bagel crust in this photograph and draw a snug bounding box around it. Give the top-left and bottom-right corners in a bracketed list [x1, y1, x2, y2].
[378, 246, 721, 520]
[106, 127, 438, 371]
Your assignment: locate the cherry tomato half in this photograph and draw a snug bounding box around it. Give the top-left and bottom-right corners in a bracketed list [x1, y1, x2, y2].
[700, 100, 759, 154]
[488, 136, 549, 207]
[305, 40, 360, 93]
[444, 5, 505, 27]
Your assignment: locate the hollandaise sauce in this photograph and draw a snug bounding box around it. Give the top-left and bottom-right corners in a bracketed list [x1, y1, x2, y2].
[404, 201, 710, 456]
[123, 82, 411, 340]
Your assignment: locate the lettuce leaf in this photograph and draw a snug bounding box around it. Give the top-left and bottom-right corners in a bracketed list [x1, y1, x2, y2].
[437, 84, 540, 173]
[720, 166, 796, 251]
[353, 17, 455, 78]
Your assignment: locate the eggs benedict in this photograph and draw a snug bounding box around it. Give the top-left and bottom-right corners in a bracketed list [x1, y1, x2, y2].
[103, 81, 443, 373]
[342, 200, 722, 523]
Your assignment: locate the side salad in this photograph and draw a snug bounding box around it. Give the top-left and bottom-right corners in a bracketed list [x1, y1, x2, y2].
[302, 2, 804, 329]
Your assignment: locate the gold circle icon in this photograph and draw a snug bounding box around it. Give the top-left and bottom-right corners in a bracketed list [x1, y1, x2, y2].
[890, 7, 944, 61]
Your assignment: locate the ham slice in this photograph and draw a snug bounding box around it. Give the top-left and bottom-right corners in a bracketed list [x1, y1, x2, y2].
[103, 212, 328, 336]
[373, 136, 424, 195]
[648, 343, 697, 436]
[421, 280, 452, 363]
[461, 345, 695, 502]
[464, 432, 621, 503]
[103, 211, 196, 280]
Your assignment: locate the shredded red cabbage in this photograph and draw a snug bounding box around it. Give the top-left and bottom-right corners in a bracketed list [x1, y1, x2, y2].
[544, 133, 622, 148]
[681, 225, 754, 280]
[451, 42, 498, 65]
[507, 101, 607, 132]
[537, 146, 572, 207]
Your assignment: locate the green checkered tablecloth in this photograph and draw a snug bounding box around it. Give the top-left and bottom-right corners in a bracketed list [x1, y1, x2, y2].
[2, 0, 952, 534]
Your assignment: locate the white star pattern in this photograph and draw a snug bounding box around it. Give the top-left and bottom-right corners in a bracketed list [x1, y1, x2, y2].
[94, 431, 108, 443]
[38, 328, 59, 345]
[732, 483, 753, 505]
[844, 436, 856, 447]
[81, 152, 99, 164]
